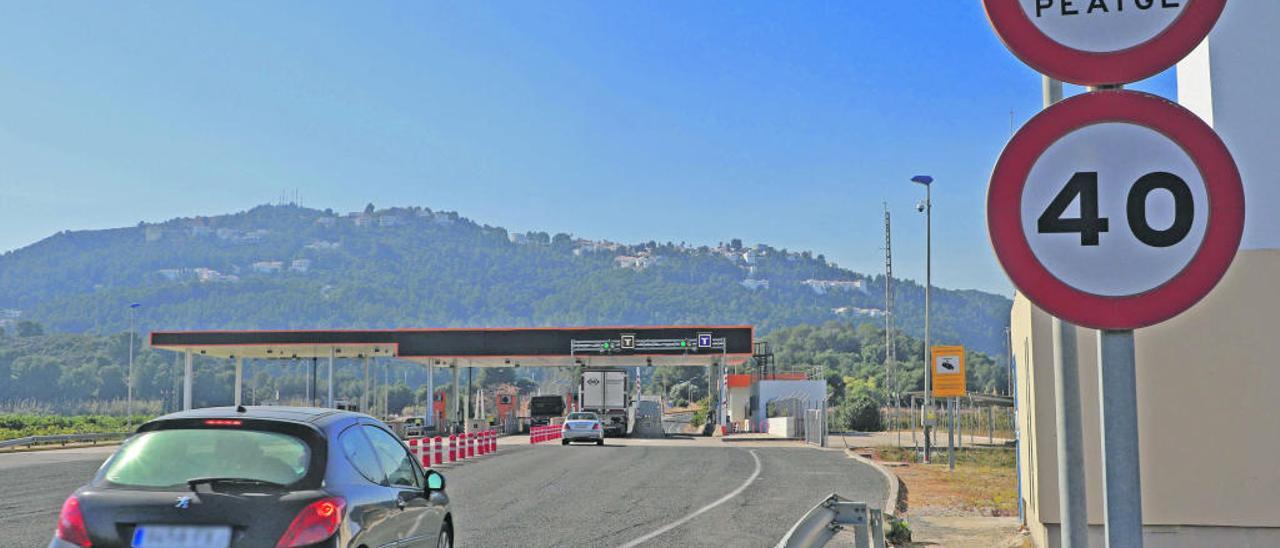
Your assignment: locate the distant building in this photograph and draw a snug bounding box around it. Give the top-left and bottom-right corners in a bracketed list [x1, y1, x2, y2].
[188, 225, 213, 237]
[156, 268, 186, 281]
[802, 279, 866, 295]
[144, 226, 165, 242]
[305, 240, 341, 251]
[832, 306, 884, 317]
[615, 255, 663, 271]
[741, 250, 757, 265]
[740, 278, 770, 290]
[378, 215, 403, 227]
[289, 259, 311, 273]
[509, 233, 529, 245]
[251, 261, 283, 274]
[193, 268, 238, 283]
[228, 229, 268, 243]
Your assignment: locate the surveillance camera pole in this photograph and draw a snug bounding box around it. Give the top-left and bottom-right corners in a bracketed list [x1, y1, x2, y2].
[921, 180, 933, 464]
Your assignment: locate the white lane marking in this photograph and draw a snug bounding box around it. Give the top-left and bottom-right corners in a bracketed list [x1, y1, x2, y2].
[616, 449, 763, 548]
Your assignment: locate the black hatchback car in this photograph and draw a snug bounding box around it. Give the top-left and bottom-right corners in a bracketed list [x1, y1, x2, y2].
[50, 406, 453, 548]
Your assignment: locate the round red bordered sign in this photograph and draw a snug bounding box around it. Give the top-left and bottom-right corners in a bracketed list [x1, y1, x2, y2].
[983, 0, 1227, 86]
[988, 90, 1243, 330]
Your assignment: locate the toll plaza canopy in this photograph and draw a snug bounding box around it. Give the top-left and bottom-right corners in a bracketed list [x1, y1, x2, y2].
[150, 325, 755, 368]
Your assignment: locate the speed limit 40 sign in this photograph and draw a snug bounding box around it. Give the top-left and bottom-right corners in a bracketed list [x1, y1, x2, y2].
[988, 90, 1244, 330]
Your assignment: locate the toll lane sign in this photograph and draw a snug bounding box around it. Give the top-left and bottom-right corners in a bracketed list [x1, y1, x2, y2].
[983, 0, 1226, 85]
[988, 90, 1244, 330]
[931, 346, 966, 398]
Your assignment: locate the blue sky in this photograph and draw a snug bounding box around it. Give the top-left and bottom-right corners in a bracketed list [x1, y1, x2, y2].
[0, 2, 1175, 295]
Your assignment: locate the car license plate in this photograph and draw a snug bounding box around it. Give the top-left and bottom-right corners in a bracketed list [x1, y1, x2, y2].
[132, 525, 232, 548]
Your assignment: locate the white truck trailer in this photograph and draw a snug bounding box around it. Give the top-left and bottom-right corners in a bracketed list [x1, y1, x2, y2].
[580, 368, 630, 436]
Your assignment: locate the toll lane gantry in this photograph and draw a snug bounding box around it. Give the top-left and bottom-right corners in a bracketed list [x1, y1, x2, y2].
[149, 325, 754, 430]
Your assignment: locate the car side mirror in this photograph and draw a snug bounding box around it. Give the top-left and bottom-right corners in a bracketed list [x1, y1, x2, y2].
[425, 470, 445, 494]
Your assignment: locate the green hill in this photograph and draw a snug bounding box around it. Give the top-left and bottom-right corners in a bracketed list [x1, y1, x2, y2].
[0, 204, 1011, 356]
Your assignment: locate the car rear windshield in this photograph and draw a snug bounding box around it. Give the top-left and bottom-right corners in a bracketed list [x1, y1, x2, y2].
[100, 428, 311, 489]
[567, 413, 597, 421]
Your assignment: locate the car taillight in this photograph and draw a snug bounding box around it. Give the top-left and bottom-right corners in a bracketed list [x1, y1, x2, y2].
[203, 419, 242, 426]
[275, 497, 345, 548]
[593, 423, 601, 430]
[55, 496, 92, 547]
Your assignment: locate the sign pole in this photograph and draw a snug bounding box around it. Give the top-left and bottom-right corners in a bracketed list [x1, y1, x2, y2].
[1053, 317, 1089, 547]
[1041, 74, 1089, 548]
[1098, 329, 1142, 547]
[947, 397, 955, 471]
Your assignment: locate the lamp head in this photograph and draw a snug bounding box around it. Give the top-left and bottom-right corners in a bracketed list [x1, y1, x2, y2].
[910, 175, 934, 185]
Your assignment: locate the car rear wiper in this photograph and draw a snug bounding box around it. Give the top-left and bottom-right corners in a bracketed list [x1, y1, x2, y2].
[186, 477, 288, 491]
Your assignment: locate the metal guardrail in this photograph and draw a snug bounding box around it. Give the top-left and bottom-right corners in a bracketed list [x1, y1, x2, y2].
[0, 432, 128, 450]
[776, 493, 885, 548]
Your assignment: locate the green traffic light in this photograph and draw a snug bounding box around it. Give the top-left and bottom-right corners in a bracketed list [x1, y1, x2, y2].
[681, 340, 687, 347]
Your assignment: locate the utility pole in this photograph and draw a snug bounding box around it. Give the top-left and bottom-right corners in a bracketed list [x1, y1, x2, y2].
[126, 303, 140, 431]
[884, 205, 897, 444]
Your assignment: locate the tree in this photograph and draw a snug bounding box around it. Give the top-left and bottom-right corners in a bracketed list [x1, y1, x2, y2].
[834, 377, 883, 432]
[386, 383, 414, 415]
[551, 233, 573, 249]
[364, 203, 376, 214]
[16, 321, 44, 338]
[477, 367, 515, 387]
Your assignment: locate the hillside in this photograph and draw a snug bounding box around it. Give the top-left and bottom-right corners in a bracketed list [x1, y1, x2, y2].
[0, 204, 1011, 356]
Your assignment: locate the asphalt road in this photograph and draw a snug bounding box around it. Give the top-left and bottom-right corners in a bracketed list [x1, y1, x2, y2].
[0, 438, 886, 548]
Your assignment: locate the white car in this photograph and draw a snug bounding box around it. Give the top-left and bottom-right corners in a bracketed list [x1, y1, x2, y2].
[561, 412, 605, 445]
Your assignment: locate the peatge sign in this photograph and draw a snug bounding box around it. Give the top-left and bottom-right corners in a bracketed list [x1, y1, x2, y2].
[983, 0, 1227, 85]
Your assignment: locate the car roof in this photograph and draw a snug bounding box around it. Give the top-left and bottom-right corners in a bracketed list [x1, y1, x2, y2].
[149, 406, 370, 429]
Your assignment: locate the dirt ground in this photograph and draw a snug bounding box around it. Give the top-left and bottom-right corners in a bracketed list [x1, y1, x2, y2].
[860, 445, 1030, 547]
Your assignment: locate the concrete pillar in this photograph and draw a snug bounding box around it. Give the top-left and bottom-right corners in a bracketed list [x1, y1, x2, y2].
[426, 361, 435, 428]
[452, 364, 460, 429]
[362, 357, 370, 413]
[234, 356, 243, 407]
[327, 348, 335, 408]
[183, 350, 194, 410]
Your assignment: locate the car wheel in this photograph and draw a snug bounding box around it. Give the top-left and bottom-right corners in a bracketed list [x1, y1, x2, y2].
[436, 526, 453, 548]
[561, 439, 569, 446]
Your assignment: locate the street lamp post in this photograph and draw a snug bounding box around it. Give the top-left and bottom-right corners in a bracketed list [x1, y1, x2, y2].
[127, 303, 141, 431]
[911, 175, 933, 464]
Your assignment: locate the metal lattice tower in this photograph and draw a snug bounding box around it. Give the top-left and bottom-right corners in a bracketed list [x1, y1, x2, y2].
[884, 204, 897, 428]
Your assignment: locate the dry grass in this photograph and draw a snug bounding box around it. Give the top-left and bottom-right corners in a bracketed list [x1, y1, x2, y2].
[874, 446, 1018, 517]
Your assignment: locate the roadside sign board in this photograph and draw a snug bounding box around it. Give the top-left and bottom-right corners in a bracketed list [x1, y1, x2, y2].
[988, 90, 1244, 329]
[983, 0, 1227, 85]
[931, 345, 966, 398]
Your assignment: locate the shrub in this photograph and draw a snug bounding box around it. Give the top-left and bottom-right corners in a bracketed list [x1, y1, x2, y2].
[835, 394, 882, 431]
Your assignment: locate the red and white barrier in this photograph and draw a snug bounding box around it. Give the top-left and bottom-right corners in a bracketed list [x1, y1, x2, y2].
[467, 432, 476, 458]
[434, 436, 443, 465]
[531, 424, 563, 444]
[448, 434, 457, 462]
